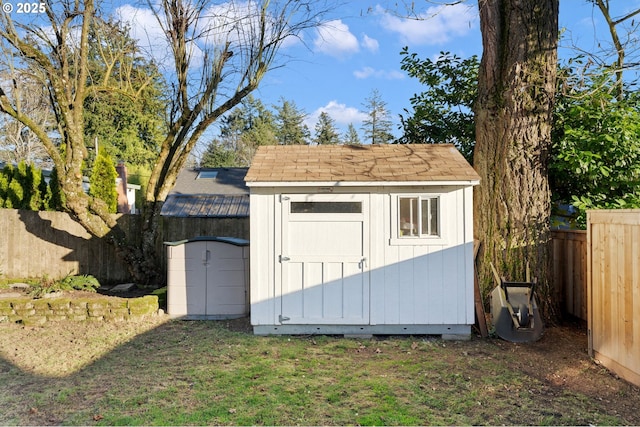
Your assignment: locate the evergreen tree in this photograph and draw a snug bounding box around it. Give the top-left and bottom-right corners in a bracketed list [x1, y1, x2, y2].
[200, 96, 278, 167]
[313, 112, 340, 145]
[24, 162, 44, 210]
[47, 166, 66, 211]
[0, 162, 53, 210]
[219, 96, 278, 164]
[89, 149, 118, 214]
[200, 140, 238, 167]
[0, 164, 9, 206]
[83, 19, 165, 170]
[6, 175, 22, 209]
[361, 89, 394, 144]
[275, 98, 310, 145]
[343, 123, 361, 145]
[40, 169, 52, 211]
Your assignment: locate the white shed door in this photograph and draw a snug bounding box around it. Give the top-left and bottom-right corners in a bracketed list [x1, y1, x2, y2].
[279, 194, 369, 325]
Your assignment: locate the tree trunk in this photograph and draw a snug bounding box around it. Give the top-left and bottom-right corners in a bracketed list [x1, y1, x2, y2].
[474, 0, 559, 320]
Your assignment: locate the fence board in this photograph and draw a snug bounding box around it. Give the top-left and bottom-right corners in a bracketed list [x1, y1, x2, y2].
[588, 209, 640, 388]
[0, 209, 248, 285]
[551, 230, 587, 320]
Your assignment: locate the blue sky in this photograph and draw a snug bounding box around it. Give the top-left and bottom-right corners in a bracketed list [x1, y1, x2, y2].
[250, 0, 640, 140]
[15, 0, 640, 144]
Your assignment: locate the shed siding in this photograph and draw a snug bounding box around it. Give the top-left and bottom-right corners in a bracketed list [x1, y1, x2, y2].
[250, 190, 276, 325]
[249, 185, 475, 331]
[374, 186, 472, 326]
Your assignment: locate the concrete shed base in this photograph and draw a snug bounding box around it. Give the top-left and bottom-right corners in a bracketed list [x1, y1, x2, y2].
[252, 324, 471, 339]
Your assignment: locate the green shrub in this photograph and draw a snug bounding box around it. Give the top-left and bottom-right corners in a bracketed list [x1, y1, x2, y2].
[89, 149, 118, 213]
[28, 273, 101, 298]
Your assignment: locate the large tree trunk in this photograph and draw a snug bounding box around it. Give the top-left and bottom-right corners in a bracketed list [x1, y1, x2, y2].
[474, 0, 559, 320]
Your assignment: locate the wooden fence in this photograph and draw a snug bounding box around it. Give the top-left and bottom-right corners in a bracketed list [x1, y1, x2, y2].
[587, 209, 640, 387]
[551, 229, 587, 320]
[0, 209, 248, 285]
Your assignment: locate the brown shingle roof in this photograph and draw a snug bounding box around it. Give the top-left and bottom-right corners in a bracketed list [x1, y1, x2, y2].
[245, 144, 480, 184]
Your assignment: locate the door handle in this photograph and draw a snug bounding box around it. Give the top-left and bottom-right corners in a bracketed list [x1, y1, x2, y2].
[359, 257, 367, 269]
[203, 250, 210, 264]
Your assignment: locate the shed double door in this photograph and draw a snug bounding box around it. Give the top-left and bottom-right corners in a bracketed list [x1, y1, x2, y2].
[279, 193, 370, 325]
[167, 240, 248, 317]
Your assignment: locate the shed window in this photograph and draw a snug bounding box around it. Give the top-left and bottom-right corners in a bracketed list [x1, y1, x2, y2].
[398, 196, 439, 237]
[291, 201, 362, 214]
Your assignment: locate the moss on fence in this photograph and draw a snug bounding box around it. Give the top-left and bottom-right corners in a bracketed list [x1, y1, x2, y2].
[0, 294, 160, 325]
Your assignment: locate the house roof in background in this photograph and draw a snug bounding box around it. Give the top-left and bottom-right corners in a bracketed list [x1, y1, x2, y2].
[161, 194, 249, 217]
[161, 167, 250, 217]
[169, 167, 249, 195]
[245, 144, 480, 185]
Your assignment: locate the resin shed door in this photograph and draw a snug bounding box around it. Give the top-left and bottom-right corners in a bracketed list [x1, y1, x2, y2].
[279, 193, 369, 325]
[166, 237, 249, 319]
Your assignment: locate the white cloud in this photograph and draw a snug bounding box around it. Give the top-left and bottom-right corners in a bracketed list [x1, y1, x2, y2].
[361, 34, 379, 53]
[353, 67, 404, 80]
[306, 100, 368, 130]
[379, 3, 477, 46]
[115, 4, 176, 67]
[313, 19, 360, 57]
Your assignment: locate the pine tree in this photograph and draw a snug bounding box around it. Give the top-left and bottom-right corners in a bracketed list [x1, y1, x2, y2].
[200, 140, 238, 167]
[343, 123, 361, 145]
[275, 98, 310, 145]
[313, 112, 340, 145]
[47, 166, 66, 211]
[361, 89, 394, 144]
[0, 164, 11, 207]
[24, 163, 44, 210]
[89, 149, 118, 213]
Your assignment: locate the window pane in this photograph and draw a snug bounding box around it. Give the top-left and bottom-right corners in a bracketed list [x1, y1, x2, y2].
[421, 199, 430, 235]
[291, 201, 362, 214]
[430, 197, 439, 235]
[399, 197, 418, 236]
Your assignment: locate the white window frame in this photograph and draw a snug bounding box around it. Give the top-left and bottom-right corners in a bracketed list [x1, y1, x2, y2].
[390, 193, 448, 246]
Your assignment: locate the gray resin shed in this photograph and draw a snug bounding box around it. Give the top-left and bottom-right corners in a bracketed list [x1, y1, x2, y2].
[166, 237, 249, 319]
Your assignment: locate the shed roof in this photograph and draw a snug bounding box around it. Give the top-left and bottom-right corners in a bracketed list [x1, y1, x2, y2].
[245, 144, 480, 186]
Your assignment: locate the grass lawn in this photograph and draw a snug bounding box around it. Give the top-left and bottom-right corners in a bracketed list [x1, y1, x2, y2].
[0, 316, 638, 425]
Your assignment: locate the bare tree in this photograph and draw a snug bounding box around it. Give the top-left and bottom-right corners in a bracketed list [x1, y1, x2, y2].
[0, 73, 52, 166]
[0, 0, 332, 285]
[592, 0, 640, 99]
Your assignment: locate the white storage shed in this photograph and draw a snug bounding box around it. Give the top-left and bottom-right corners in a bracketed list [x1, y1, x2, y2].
[245, 144, 480, 337]
[165, 237, 249, 319]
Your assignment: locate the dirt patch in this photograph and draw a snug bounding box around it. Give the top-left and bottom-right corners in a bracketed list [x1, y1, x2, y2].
[481, 322, 640, 423]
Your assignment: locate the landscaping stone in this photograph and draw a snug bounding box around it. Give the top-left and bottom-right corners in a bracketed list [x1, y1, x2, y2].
[0, 292, 160, 324]
[110, 283, 136, 293]
[48, 299, 70, 311]
[108, 299, 129, 309]
[43, 291, 64, 299]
